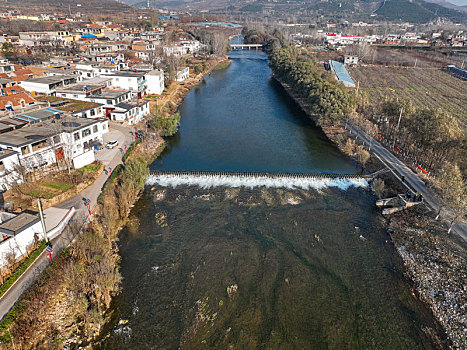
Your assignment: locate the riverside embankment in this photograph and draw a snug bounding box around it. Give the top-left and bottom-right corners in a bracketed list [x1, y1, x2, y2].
[268, 50, 466, 349]
[97, 50, 446, 349]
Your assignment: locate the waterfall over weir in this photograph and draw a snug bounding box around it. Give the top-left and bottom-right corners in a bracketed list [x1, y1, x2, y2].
[147, 171, 370, 190]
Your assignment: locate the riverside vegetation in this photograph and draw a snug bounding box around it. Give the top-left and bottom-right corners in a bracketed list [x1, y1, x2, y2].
[254, 30, 466, 348]
[0, 93, 186, 349]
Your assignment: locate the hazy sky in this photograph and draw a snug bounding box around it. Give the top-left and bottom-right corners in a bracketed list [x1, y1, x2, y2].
[448, 0, 467, 5]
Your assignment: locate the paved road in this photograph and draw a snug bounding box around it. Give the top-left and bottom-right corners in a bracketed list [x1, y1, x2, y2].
[346, 120, 466, 242]
[55, 122, 134, 215]
[0, 122, 134, 321]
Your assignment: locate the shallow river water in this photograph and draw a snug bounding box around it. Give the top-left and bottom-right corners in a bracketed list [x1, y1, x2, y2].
[99, 51, 443, 349]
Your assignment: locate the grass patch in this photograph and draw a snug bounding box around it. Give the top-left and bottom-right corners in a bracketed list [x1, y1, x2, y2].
[81, 164, 101, 172]
[42, 182, 73, 191]
[122, 138, 143, 163]
[0, 240, 47, 298]
[214, 60, 231, 71]
[26, 190, 55, 199]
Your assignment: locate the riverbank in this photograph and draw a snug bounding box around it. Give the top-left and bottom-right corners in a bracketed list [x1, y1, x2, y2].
[150, 56, 229, 114]
[273, 75, 466, 349]
[0, 57, 227, 349]
[388, 207, 466, 349]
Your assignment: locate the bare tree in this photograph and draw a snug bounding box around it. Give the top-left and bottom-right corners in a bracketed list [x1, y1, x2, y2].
[210, 32, 228, 57]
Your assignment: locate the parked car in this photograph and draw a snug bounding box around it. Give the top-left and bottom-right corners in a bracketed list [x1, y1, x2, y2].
[106, 140, 118, 149]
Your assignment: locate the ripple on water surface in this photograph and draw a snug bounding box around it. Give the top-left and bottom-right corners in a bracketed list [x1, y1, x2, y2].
[100, 186, 441, 349]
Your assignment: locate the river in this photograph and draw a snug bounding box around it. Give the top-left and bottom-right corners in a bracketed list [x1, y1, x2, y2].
[99, 51, 443, 349]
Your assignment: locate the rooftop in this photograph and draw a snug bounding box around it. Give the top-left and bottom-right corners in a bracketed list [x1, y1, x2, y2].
[0, 114, 101, 147]
[0, 149, 18, 161]
[36, 96, 101, 113]
[88, 89, 127, 99]
[0, 211, 40, 236]
[56, 82, 105, 94]
[104, 70, 146, 78]
[22, 75, 76, 85]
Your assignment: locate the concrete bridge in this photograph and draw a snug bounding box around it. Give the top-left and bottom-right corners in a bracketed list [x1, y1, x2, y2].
[230, 44, 264, 50]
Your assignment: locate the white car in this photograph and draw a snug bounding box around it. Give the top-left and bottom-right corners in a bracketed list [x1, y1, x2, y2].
[106, 140, 119, 149]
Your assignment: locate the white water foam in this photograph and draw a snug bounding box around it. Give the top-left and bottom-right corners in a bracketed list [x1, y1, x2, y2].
[146, 174, 368, 190]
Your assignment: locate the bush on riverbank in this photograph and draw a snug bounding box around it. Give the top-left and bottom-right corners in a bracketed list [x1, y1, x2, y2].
[151, 110, 181, 137]
[213, 60, 231, 70]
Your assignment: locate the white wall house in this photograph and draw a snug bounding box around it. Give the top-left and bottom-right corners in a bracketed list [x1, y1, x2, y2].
[70, 105, 104, 119]
[86, 90, 131, 108]
[175, 67, 189, 82]
[0, 117, 109, 183]
[56, 81, 131, 110]
[145, 70, 164, 95]
[109, 100, 149, 125]
[163, 45, 185, 57]
[0, 211, 44, 269]
[20, 76, 77, 95]
[0, 150, 20, 191]
[100, 71, 147, 96]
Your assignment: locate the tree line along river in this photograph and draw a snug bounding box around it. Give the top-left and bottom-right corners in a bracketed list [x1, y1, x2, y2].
[98, 51, 445, 349]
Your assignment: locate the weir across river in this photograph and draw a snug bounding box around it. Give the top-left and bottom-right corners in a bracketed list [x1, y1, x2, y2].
[149, 170, 371, 180]
[147, 171, 372, 190]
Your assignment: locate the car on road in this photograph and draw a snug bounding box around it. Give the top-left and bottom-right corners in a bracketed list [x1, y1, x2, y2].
[106, 140, 119, 149]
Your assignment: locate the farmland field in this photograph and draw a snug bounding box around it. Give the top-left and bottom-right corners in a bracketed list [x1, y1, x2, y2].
[349, 66, 466, 121]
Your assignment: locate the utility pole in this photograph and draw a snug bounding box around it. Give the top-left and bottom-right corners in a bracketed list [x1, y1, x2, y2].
[461, 59, 465, 69]
[37, 199, 49, 243]
[414, 58, 417, 68]
[392, 108, 403, 150]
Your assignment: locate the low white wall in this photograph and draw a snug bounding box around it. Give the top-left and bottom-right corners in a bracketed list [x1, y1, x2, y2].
[0, 222, 43, 267]
[72, 149, 95, 169]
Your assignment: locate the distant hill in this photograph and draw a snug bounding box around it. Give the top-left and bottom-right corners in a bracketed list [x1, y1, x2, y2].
[0, 0, 134, 14]
[423, 0, 467, 12]
[142, 0, 466, 23]
[375, 0, 466, 23]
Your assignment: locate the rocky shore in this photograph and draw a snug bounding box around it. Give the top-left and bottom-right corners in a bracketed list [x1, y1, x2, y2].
[388, 208, 466, 349]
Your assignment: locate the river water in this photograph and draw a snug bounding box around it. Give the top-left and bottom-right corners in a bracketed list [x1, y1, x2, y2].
[100, 52, 443, 349]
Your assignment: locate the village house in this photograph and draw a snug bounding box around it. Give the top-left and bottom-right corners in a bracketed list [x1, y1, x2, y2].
[174, 67, 189, 82]
[344, 55, 359, 66]
[99, 70, 147, 97]
[0, 210, 44, 268]
[0, 91, 36, 111]
[109, 100, 149, 125]
[145, 70, 164, 95]
[0, 149, 20, 191]
[0, 114, 109, 178]
[20, 76, 77, 95]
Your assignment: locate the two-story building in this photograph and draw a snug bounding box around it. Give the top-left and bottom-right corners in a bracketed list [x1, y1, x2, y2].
[145, 70, 164, 95]
[0, 116, 109, 177]
[175, 67, 190, 82]
[100, 70, 147, 98]
[109, 100, 150, 125]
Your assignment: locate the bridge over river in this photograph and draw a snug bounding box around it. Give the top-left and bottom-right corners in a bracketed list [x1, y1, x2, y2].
[230, 44, 264, 50]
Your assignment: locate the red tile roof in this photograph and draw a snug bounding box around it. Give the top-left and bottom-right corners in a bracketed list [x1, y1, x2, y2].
[0, 92, 35, 110]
